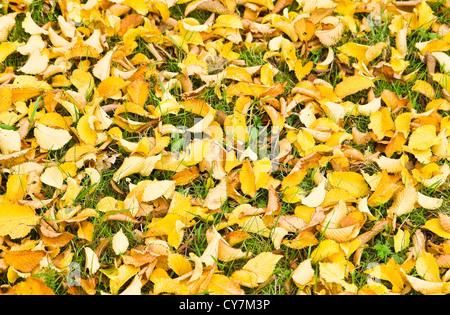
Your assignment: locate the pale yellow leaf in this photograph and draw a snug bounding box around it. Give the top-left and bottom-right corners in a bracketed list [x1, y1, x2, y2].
[112, 228, 129, 255]
[84, 247, 100, 276]
[34, 123, 72, 151]
[404, 274, 446, 295]
[120, 275, 142, 295]
[319, 261, 346, 283]
[432, 52, 450, 73]
[168, 253, 193, 276]
[141, 180, 175, 202]
[387, 185, 417, 217]
[417, 192, 443, 210]
[40, 166, 64, 189]
[301, 180, 326, 208]
[22, 12, 48, 35]
[0, 128, 21, 154]
[292, 258, 315, 287]
[358, 97, 381, 116]
[408, 125, 441, 151]
[0, 13, 17, 42]
[0, 42, 18, 63]
[93, 50, 114, 81]
[113, 156, 145, 182]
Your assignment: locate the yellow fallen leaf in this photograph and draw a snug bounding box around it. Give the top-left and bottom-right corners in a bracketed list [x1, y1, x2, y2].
[207, 274, 244, 295]
[432, 52, 450, 73]
[328, 172, 370, 198]
[112, 228, 129, 255]
[358, 97, 381, 116]
[417, 192, 443, 210]
[338, 42, 369, 63]
[294, 60, 313, 81]
[85, 247, 100, 276]
[97, 76, 127, 100]
[93, 50, 115, 81]
[78, 221, 94, 242]
[408, 125, 441, 151]
[0, 13, 17, 42]
[154, 277, 188, 295]
[22, 12, 48, 35]
[412, 80, 435, 99]
[334, 75, 374, 99]
[416, 252, 441, 282]
[141, 180, 175, 202]
[240, 252, 282, 283]
[76, 115, 99, 146]
[387, 185, 417, 217]
[292, 258, 315, 287]
[404, 274, 448, 295]
[315, 19, 344, 46]
[311, 239, 341, 263]
[432, 73, 450, 93]
[323, 224, 361, 243]
[394, 228, 410, 253]
[231, 269, 259, 288]
[439, 213, 450, 233]
[34, 123, 72, 151]
[260, 64, 274, 86]
[302, 180, 326, 208]
[203, 179, 227, 210]
[0, 202, 40, 239]
[168, 253, 193, 276]
[394, 112, 412, 137]
[146, 213, 188, 249]
[0, 128, 21, 154]
[113, 156, 145, 182]
[103, 264, 140, 295]
[0, 42, 18, 63]
[424, 218, 450, 239]
[200, 228, 222, 267]
[271, 226, 289, 250]
[365, 258, 404, 293]
[316, 47, 334, 70]
[120, 275, 143, 295]
[40, 166, 64, 189]
[411, 0, 435, 31]
[319, 261, 347, 284]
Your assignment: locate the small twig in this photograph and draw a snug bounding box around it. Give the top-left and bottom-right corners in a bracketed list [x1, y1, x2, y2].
[176, 236, 194, 254]
[146, 43, 163, 62]
[110, 180, 126, 197]
[154, 44, 175, 61]
[254, 275, 276, 293]
[101, 103, 121, 112]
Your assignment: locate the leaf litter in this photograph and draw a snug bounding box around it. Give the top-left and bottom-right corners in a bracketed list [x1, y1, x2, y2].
[0, 0, 449, 295]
